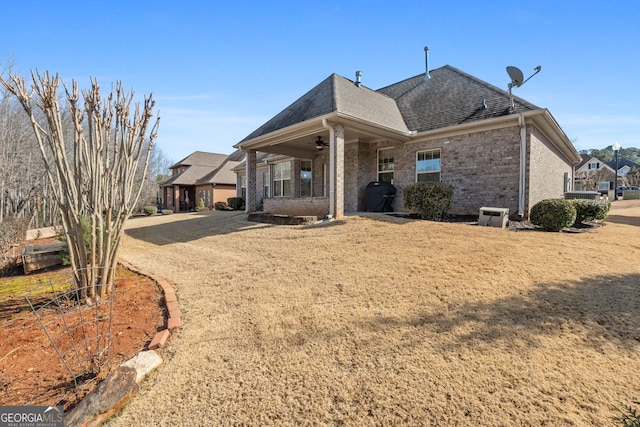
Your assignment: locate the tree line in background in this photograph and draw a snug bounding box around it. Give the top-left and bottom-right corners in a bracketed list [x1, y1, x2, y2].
[0, 62, 173, 230]
[580, 146, 640, 163]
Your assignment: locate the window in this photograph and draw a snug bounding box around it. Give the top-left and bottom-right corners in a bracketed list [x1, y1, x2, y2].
[273, 162, 291, 197]
[416, 149, 441, 183]
[300, 160, 312, 197]
[588, 162, 600, 170]
[263, 172, 270, 198]
[378, 148, 394, 183]
[240, 175, 246, 200]
[197, 190, 210, 208]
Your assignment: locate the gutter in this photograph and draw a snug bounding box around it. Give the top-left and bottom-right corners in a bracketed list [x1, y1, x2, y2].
[518, 113, 527, 216]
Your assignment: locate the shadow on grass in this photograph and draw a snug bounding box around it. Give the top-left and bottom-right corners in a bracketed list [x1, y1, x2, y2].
[124, 211, 273, 245]
[362, 273, 640, 351]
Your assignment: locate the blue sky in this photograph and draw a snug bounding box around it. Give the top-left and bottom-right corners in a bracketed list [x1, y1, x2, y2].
[2, 1, 639, 162]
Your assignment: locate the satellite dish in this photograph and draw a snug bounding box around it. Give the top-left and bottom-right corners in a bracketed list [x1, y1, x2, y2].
[505, 65, 542, 113]
[506, 66, 524, 87]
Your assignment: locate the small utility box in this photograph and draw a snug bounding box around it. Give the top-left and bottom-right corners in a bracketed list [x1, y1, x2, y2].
[478, 207, 509, 228]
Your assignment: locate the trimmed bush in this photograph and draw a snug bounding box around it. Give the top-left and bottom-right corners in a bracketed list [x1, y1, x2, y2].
[142, 205, 157, 216]
[161, 209, 173, 215]
[530, 199, 576, 231]
[227, 197, 244, 211]
[571, 198, 611, 224]
[215, 201, 229, 210]
[195, 198, 206, 212]
[403, 182, 454, 221]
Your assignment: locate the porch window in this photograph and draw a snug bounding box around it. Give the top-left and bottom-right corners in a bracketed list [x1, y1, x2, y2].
[263, 172, 270, 198]
[273, 161, 291, 197]
[300, 160, 312, 197]
[378, 148, 394, 183]
[197, 190, 210, 208]
[416, 149, 441, 183]
[241, 175, 246, 200]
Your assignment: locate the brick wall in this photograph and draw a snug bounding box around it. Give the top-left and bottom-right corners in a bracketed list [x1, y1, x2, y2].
[528, 127, 574, 210]
[263, 197, 329, 217]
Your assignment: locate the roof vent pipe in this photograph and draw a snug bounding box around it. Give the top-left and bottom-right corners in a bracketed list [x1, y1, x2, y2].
[424, 46, 430, 80]
[355, 70, 362, 87]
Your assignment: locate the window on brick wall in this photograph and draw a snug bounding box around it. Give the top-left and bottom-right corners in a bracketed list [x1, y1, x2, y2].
[263, 172, 270, 198]
[416, 149, 441, 183]
[378, 148, 394, 183]
[273, 161, 291, 197]
[197, 190, 210, 208]
[300, 160, 312, 197]
[241, 175, 246, 200]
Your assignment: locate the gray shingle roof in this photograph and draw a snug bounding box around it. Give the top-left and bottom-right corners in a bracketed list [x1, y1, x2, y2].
[240, 74, 408, 143]
[161, 151, 243, 186]
[377, 65, 539, 132]
[239, 65, 542, 144]
[169, 151, 230, 169]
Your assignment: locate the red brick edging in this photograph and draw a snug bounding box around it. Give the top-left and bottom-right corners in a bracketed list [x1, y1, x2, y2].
[118, 260, 181, 349]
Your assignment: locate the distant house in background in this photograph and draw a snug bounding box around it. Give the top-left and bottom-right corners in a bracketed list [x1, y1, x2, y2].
[575, 154, 640, 193]
[574, 154, 614, 191]
[234, 55, 581, 219]
[160, 151, 244, 212]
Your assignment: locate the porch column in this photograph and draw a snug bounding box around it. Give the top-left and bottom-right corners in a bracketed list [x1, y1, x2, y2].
[245, 149, 257, 213]
[173, 185, 180, 213]
[330, 123, 345, 219]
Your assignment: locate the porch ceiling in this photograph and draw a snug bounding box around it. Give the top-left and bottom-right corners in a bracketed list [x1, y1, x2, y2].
[243, 115, 411, 158]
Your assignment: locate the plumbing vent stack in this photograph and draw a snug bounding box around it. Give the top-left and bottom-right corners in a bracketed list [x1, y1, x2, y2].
[355, 70, 362, 87]
[424, 46, 430, 80]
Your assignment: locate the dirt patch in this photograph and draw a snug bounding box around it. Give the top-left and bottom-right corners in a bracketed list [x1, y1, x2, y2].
[0, 265, 165, 411]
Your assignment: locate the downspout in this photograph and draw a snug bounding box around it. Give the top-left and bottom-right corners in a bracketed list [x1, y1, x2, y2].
[518, 113, 526, 216]
[322, 119, 335, 218]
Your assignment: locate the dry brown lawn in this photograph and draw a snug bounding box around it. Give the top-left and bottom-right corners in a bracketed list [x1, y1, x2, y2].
[109, 201, 640, 426]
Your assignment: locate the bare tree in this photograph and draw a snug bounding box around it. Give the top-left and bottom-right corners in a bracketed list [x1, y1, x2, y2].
[0, 71, 159, 298]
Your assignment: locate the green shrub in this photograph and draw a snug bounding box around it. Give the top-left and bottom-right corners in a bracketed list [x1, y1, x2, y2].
[57, 216, 92, 266]
[571, 198, 611, 224]
[530, 199, 576, 231]
[161, 209, 173, 215]
[195, 198, 206, 212]
[403, 182, 454, 221]
[613, 401, 640, 427]
[227, 197, 244, 211]
[142, 205, 157, 216]
[215, 201, 229, 210]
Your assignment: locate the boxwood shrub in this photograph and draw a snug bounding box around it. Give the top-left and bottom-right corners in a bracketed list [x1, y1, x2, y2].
[529, 199, 576, 231]
[227, 197, 244, 210]
[142, 205, 157, 216]
[571, 198, 611, 224]
[403, 182, 454, 221]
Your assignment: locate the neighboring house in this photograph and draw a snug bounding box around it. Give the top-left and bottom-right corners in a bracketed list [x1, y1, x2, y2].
[234, 59, 581, 219]
[160, 150, 243, 212]
[574, 154, 615, 191]
[606, 157, 640, 183]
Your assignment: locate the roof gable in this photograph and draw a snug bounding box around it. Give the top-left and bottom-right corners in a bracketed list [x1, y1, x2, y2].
[240, 74, 408, 143]
[170, 151, 230, 169]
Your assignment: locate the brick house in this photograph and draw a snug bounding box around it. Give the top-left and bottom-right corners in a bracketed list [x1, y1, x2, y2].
[234, 64, 581, 219]
[160, 151, 243, 212]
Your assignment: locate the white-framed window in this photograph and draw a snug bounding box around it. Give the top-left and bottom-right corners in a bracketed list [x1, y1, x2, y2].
[300, 160, 312, 197]
[273, 161, 291, 197]
[263, 172, 270, 198]
[378, 148, 394, 183]
[416, 149, 441, 183]
[240, 175, 246, 200]
[588, 162, 600, 170]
